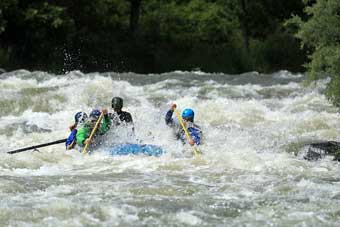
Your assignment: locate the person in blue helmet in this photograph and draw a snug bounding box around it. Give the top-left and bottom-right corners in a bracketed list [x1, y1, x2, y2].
[76, 108, 112, 147]
[65, 111, 88, 150]
[165, 103, 202, 145]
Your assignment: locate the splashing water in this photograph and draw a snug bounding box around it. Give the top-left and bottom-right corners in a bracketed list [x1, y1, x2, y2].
[0, 70, 339, 226]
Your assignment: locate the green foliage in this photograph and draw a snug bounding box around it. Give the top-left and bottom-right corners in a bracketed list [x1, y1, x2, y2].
[250, 30, 306, 73]
[0, 0, 17, 34]
[289, 0, 340, 106]
[24, 2, 66, 29]
[138, 0, 245, 73]
[0, 0, 306, 74]
[141, 0, 237, 43]
[324, 47, 340, 106]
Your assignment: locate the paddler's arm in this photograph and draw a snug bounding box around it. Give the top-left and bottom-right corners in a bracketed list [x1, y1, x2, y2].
[98, 109, 111, 135]
[65, 129, 77, 149]
[165, 103, 177, 126]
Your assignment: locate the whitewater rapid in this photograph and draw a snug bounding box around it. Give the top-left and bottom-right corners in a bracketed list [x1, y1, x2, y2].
[0, 70, 339, 226]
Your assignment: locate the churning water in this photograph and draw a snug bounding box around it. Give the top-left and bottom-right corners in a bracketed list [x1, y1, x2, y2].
[0, 70, 339, 226]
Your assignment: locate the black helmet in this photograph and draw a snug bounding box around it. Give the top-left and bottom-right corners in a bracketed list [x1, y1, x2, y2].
[112, 97, 123, 110]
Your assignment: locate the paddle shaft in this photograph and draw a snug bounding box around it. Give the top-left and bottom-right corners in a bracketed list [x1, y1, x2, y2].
[81, 112, 104, 154]
[7, 138, 67, 154]
[174, 109, 199, 156]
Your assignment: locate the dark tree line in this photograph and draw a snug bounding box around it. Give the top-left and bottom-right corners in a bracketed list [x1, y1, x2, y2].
[0, 0, 307, 74]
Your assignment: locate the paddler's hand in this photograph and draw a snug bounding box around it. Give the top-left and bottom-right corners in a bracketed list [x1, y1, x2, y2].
[69, 123, 76, 131]
[101, 108, 108, 115]
[170, 103, 177, 111]
[84, 138, 91, 145]
[188, 138, 194, 146]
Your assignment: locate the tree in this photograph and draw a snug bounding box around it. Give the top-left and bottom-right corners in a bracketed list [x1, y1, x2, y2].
[128, 0, 142, 36]
[0, 0, 16, 34]
[289, 0, 340, 105]
[236, 0, 305, 52]
[0, 1, 74, 70]
[0, 0, 308, 74]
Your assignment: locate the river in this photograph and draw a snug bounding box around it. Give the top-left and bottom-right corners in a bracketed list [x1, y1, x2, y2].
[0, 70, 339, 226]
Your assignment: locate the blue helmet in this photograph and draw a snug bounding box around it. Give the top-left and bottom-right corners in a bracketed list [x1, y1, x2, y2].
[75, 111, 88, 124]
[182, 108, 194, 121]
[89, 109, 101, 120]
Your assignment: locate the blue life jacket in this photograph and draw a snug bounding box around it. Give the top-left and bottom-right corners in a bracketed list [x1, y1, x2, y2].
[187, 127, 201, 145]
[65, 129, 77, 149]
[165, 109, 202, 145]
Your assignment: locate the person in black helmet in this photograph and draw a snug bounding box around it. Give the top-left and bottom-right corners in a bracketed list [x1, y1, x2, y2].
[110, 97, 133, 126]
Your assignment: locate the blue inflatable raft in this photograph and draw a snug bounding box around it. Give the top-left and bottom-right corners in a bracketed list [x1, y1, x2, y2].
[107, 143, 164, 156]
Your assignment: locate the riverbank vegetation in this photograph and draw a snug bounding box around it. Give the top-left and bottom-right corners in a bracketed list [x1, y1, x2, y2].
[0, 0, 306, 74]
[1, 0, 339, 105]
[288, 0, 340, 106]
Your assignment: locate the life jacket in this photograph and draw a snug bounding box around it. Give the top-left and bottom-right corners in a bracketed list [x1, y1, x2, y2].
[176, 122, 202, 145]
[109, 111, 133, 126]
[65, 128, 77, 150]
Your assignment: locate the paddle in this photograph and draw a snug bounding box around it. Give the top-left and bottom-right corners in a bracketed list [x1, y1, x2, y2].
[173, 108, 199, 156]
[7, 138, 67, 154]
[81, 112, 104, 155]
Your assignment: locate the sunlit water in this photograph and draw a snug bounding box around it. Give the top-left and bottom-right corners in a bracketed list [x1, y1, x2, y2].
[1, 70, 340, 226]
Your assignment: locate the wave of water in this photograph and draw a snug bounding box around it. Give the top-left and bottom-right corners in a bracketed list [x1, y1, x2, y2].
[0, 70, 340, 226]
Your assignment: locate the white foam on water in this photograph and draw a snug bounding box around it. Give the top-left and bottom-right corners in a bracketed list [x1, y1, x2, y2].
[175, 211, 202, 225]
[1, 70, 340, 226]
